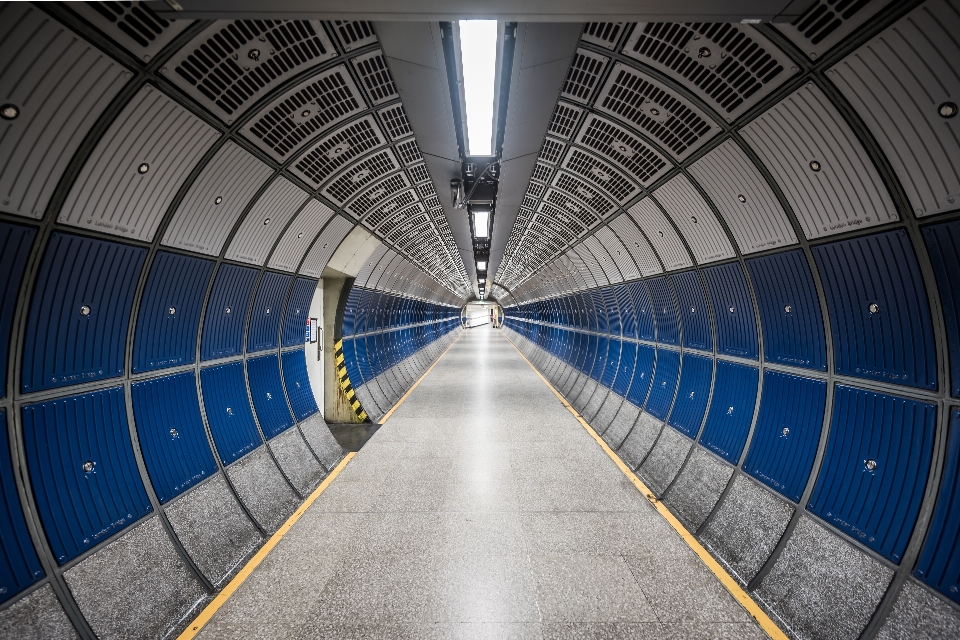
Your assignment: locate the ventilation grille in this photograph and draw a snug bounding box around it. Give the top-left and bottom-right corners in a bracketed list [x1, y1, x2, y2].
[552, 172, 616, 217]
[364, 190, 418, 228]
[561, 48, 609, 104]
[562, 148, 643, 202]
[582, 22, 626, 49]
[623, 22, 795, 122]
[417, 182, 437, 199]
[243, 65, 364, 161]
[375, 203, 427, 237]
[378, 103, 413, 140]
[322, 148, 399, 204]
[531, 215, 580, 245]
[330, 20, 377, 52]
[527, 182, 546, 198]
[164, 20, 337, 122]
[575, 114, 673, 184]
[290, 115, 385, 187]
[531, 162, 554, 183]
[539, 138, 566, 164]
[395, 139, 422, 165]
[407, 163, 431, 184]
[423, 195, 442, 211]
[777, 0, 890, 59]
[351, 50, 397, 105]
[548, 102, 584, 139]
[522, 196, 539, 210]
[383, 214, 431, 244]
[540, 195, 601, 230]
[73, 1, 192, 62]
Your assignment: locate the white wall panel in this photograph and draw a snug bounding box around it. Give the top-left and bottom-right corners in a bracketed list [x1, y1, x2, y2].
[162, 141, 273, 256]
[225, 176, 309, 265]
[654, 174, 734, 264]
[268, 199, 336, 272]
[59, 85, 220, 241]
[688, 139, 797, 254]
[583, 235, 624, 284]
[299, 216, 356, 278]
[626, 198, 692, 271]
[741, 82, 898, 239]
[607, 214, 663, 277]
[595, 225, 641, 282]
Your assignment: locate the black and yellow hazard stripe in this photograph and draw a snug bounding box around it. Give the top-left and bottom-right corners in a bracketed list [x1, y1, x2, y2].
[334, 339, 368, 422]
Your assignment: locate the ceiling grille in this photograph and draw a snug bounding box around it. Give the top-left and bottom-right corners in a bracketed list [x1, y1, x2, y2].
[552, 172, 616, 216]
[548, 102, 584, 139]
[378, 103, 413, 140]
[74, 1, 192, 62]
[544, 188, 610, 222]
[322, 148, 399, 204]
[406, 163, 431, 184]
[776, 0, 890, 59]
[164, 20, 337, 122]
[330, 20, 377, 52]
[373, 202, 427, 235]
[423, 195, 442, 210]
[531, 217, 579, 246]
[395, 138, 422, 165]
[345, 172, 411, 219]
[364, 190, 418, 228]
[575, 114, 673, 182]
[581, 22, 626, 49]
[539, 138, 566, 164]
[562, 148, 641, 202]
[531, 161, 554, 183]
[351, 50, 398, 105]
[243, 65, 364, 161]
[561, 48, 609, 104]
[290, 115, 385, 187]
[527, 182, 546, 198]
[417, 182, 437, 199]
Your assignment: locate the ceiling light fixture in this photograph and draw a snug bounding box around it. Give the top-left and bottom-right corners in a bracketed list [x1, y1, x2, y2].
[459, 20, 498, 157]
[473, 209, 490, 238]
[477, 261, 487, 270]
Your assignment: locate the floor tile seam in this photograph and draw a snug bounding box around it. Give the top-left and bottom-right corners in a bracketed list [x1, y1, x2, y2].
[377, 330, 465, 424]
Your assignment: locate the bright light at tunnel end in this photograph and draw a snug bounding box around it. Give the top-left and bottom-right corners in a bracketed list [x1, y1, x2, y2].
[459, 20, 498, 157]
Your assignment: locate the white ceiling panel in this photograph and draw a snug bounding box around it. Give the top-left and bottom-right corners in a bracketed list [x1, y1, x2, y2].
[268, 199, 336, 272]
[70, 2, 193, 63]
[595, 225, 641, 282]
[225, 176, 309, 265]
[607, 213, 663, 276]
[583, 234, 624, 284]
[626, 198, 692, 271]
[654, 174, 734, 264]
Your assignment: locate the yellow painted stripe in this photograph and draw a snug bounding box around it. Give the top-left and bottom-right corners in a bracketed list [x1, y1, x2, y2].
[502, 333, 788, 640]
[335, 354, 344, 365]
[334, 339, 342, 350]
[177, 452, 356, 640]
[378, 331, 463, 425]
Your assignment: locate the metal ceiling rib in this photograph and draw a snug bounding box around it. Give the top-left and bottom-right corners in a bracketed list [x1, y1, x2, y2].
[653, 173, 735, 264]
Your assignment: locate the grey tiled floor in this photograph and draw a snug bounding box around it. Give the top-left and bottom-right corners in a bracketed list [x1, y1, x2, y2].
[197, 327, 766, 639]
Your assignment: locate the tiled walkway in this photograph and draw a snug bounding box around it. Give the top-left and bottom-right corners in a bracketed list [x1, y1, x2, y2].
[198, 326, 766, 639]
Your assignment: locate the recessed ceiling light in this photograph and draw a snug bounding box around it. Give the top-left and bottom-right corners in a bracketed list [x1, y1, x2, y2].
[459, 20, 498, 156]
[0, 104, 19, 120]
[138, 163, 149, 174]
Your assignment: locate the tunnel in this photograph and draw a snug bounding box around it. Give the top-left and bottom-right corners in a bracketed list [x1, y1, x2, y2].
[0, 1, 959, 638]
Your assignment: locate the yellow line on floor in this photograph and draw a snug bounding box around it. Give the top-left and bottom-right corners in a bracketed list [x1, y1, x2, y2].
[502, 333, 787, 640]
[178, 451, 356, 640]
[378, 329, 464, 424]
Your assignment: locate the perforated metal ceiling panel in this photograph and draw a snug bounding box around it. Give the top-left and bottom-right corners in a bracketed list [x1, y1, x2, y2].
[0, 4, 129, 220]
[59, 85, 220, 242]
[70, 1, 193, 62]
[162, 141, 273, 256]
[351, 49, 397, 105]
[289, 114, 386, 188]
[323, 148, 401, 207]
[627, 198, 693, 271]
[581, 22, 626, 49]
[595, 226, 641, 282]
[241, 64, 365, 162]
[654, 174, 734, 264]
[776, 0, 892, 60]
[593, 63, 721, 162]
[268, 199, 335, 272]
[330, 20, 377, 52]
[162, 20, 337, 124]
[829, 0, 960, 218]
[561, 48, 609, 104]
[623, 22, 797, 123]
[225, 176, 309, 265]
[608, 213, 663, 276]
[377, 102, 413, 140]
[688, 139, 798, 254]
[570, 120, 671, 193]
[741, 82, 898, 239]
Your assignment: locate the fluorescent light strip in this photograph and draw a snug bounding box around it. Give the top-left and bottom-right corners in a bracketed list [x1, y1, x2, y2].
[473, 210, 490, 238]
[459, 20, 497, 156]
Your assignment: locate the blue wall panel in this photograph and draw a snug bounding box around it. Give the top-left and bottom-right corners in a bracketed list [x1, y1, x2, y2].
[591, 336, 609, 381]
[671, 271, 712, 351]
[0, 222, 36, 399]
[814, 231, 936, 390]
[614, 285, 637, 340]
[915, 410, 960, 603]
[200, 362, 262, 465]
[668, 354, 713, 437]
[648, 277, 678, 345]
[21, 388, 152, 565]
[702, 263, 758, 360]
[808, 385, 936, 563]
[923, 221, 960, 397]
[746, 250, 826, 371]
[744, 371, 826, 502]
[22, 233, 146, 392]
[131, 372, 217, 504]
[282, 349, 319, 421]
[628, 281, 655, 340]
[0, 409, 44, 603]
[247, 272, 292, 353]
[281, 277, 316, 347]
[342, 287, 360, 337]
[626, 344, 656, 407]
[700, 362, 759, 464]
[613, 341, 636, 397]
[133, 252, 214, 373]
[646, 349, 680, 419]
[601, 339, 620, 387]
[247, 355, 294, 439]
[201, 264, 258, 361]
[602, 288, 620, 336]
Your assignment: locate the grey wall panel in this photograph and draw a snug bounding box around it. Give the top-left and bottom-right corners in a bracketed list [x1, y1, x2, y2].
[70, 2, 193, 63]
[59, 85, 220, 242]
[829, 0, 960, 218]
[607, 214, 663, 276]
[299, 216, 355, 277]
[0, 584, 78, 640]
[688, 139, 798, 254]
[225, 176, 309, 266]
[776, 0, 892, 60]
[0, 4, 129, 220]
[626, 198, 692, 271]
[582, 234, 624, 284]
[594, 225, 641, 282]
[268, 199, 335, 272]
[741, 82, 898, 239]
[653, 173, 735, 264]
[162, 141, 273, 256]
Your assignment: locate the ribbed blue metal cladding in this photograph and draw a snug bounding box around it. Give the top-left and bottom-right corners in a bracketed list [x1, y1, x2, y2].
[628, 281, 656, 340]
[646, 349, 681, 419]
[588, 292, 604, 333]
[915, 409, 960, 603]
[744, 371, 826, 502]
[355, 337, 371, 383]
[201, 264, 258, 361]
[613, 341, 637, 396]
[702, 263, 759, 360]
[746, 250, 827, 371]
[281, 277, 317, 347]
[0, 409, 44, 603]
[668, 354, 713, 436]
[21, 388, 153, 565]
[22, 233, 146, 393]
[700, 362, 759, 463]
[923, 221, 960, 397]
[647, 277, 679, 345]
[0, 223, 36, 399]
[591, 337, 609, 381]
[602, 339, 621, 387]
[282, 349, 319, 420]
[602, 287, 621, 336]
[627, 344, 656, 408]
[345, 287, 361, 336]
[614, 285, 637, 339]
[247, 272, 293, 353]
[671, 271, 713, 351]
[808, 385, 936, 563]
[132, 252, 215, 373]
[813, 230, 937, 390]
[246, 355, 294, 439]
[130, 372, 217, 504]
[199, 362, 262, 466]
